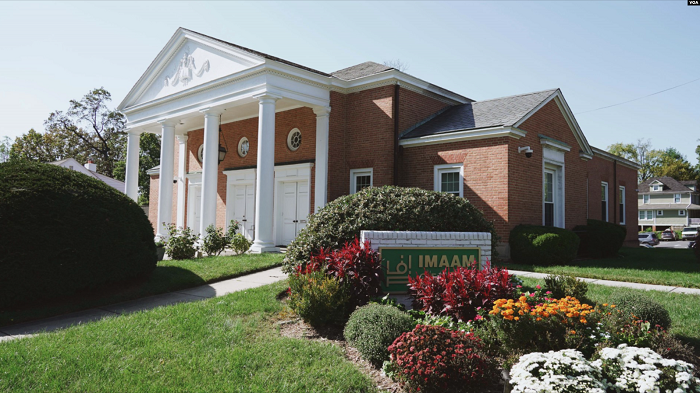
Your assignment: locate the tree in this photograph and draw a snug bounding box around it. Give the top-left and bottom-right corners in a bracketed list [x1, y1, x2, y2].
[10, 128, 89, 163]
[650, 147, 699, 181]
[383, 59, 409, 72]
[43, 88, 126, 177]
[113, 133, 161, 205]
[607, 139, 659, 182]
[0, 136, 11, 163]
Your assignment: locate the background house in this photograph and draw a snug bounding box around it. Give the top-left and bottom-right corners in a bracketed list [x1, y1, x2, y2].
[638, 177, 700, 231]
[50, 158, 126, 193]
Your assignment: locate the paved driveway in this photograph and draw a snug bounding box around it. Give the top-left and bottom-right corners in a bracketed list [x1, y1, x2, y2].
[654, 240, 693, 249]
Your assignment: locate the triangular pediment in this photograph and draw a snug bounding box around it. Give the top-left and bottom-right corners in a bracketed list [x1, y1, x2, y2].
[120, 29, 265, 110]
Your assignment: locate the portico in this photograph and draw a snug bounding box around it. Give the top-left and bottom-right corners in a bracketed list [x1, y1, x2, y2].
[119, 28, 331, 252]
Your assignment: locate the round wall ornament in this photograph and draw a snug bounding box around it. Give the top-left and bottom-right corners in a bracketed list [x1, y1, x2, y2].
[238, 137, 249, 157]
[197, 144, 204, 163]
[287, 128, 302, 151]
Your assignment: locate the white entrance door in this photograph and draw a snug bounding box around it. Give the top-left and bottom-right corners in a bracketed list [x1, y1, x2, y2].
[280, 180, 309, 245]
[188, 185, 202, 235]
[231, 184, 255, 240]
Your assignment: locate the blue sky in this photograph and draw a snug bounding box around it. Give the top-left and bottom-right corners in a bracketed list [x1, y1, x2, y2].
[1, 1, 698, 164]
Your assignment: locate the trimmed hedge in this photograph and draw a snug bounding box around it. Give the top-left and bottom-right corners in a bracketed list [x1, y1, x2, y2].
[344, 303, 415, 366]
[509, 225, 579, 266]
[283, 186, 497, 273]
[0, 161, 157, 309]
[573, 219, 626, 258]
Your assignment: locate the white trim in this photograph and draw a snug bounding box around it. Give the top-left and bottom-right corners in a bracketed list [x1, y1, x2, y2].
[400, 126, 526, 148]
[272, 162, 313, 246]
[224, 168, 257, 240]
[349, 168, 373, 194]
[619, 186, 626, 225]
[185, 173, 203, 235]
[680, 210, 687, 216]
[674, 193, 681, 203]
[543, 161, 565, 228]
[433, 163, 464, 197]
[590, 147, 641, 170]
[601, 181, 609, 222]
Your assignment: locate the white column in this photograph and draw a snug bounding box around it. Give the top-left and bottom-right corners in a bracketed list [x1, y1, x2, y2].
[175, 134, 188, 228]
[250, 93, 281, 253]
[199, 109, 223, 236]
[156, 120, 177, 238]
[125, 130, 140, 201]
[313, 106, 331, 212]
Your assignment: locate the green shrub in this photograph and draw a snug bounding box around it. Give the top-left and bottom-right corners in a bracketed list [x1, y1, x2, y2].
[573, 219, 626, 258]
[344, 303, 415, 366]
[509, 225, 580, 266]
[230, 233, 252, 254]
[608, 293, 671, 330]
[202, 225, 228, 256]
[288, 271, 352, 326]
[544, 274, 589, 300]
[0, 161, 156, 309]
[164, 224, 199, 260]
[284, 186, 497, 273]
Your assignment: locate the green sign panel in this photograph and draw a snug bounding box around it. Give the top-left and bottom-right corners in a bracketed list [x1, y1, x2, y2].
[379, 247, 481, 293]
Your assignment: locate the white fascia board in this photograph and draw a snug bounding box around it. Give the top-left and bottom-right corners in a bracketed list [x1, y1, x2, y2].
[119, 28, 266, 111]
[514, 90, 593, 157]
[540, 138, 571, 152]
[264, 60, 332, 86]
[590, 147, 641, 170]
[331, 69, 471, 104]
[579, 152, 593, 161]
[399, 126, 526, 148]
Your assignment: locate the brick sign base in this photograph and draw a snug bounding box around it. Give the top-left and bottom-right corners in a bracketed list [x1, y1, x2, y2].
[360, 231, 492, 294]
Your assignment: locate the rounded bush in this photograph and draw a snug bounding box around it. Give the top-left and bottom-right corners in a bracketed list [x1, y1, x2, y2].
[509, 225, 580, 266]
[0, 161, 157, 309]
[573, 219, 626, 258]
[284, 186, 497, 273]
[344, 303, 415, 366]
[608, 293, 671, 330]
[544, 274, 589, 300]
[288, 271, 352, 326]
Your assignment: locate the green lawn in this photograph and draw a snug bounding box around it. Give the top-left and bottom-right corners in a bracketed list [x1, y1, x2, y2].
[519, 276, 700, 351]
[500, 247, 700, 288]
[0, 253, 284, 328]
[0, 281, 377, 392]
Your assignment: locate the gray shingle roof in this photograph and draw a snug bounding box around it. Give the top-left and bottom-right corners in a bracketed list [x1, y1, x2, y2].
[639, 177, 698, 193]
[331, 61, 394, 81]
[401, 89, 558, 139]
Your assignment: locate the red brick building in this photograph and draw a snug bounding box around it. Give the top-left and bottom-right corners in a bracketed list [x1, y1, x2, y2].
[120, 28, 638, 257]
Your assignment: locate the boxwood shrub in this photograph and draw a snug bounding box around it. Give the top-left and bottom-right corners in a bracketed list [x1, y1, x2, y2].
[283, 186, 497, 273]
[344, 303, 415, 366]
[0, 161, 157, 310]
[509, 225, 579, 266]
[573, 219, 626, 258]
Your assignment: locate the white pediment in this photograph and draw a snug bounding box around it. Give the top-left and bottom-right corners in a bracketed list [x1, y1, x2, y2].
[121, 30, 266, 109]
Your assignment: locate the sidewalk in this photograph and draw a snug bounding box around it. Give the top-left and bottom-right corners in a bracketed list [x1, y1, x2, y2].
[0, 267, 286, 343]
[509, 270, 700, 295]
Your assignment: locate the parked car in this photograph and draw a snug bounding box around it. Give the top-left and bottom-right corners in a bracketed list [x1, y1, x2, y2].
[661, 230, 677, 241]
[638, 232, 660, 246]
[681, 227, 699, 240]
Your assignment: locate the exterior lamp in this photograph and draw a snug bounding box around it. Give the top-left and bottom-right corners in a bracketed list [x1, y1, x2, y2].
[218, 113, 228, 164]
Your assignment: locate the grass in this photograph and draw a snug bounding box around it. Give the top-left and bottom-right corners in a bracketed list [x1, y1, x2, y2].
[0, 253, 284, 328]
[0, 281, 377, 392]
[519, 276, 700, 351]
[500, 247, 700, 288]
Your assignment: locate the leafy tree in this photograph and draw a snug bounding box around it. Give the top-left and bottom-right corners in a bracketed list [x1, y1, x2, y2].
[650, 147, 699, 181]
[113, 133, 161, 205]
[0, 136, 10, 163]
[43, 88, 126, 176]
[607, 139, 659, 182]
[10, 128, 89, 163]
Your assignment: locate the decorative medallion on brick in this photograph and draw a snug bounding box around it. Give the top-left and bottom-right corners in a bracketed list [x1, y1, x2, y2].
[197, 144, 204, 163]
[238, 137, 249, 157]
[287, 128, 302, 151]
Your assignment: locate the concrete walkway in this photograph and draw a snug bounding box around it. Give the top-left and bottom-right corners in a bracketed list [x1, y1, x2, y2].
[510, 270, 700, 295]
[0, 267, 286, 343]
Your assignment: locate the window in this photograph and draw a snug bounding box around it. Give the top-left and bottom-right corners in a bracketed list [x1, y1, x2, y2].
[601, 182, 609, 222]
[680, 210, 687, 216]
[643, 194, 650, 204]
[652, 184, 662, 191]
[639, 210, 653, 220]
[674, 194, 681, 203]
[656, 210, 664, 216]
[619, 186, 625, 225]
[544, 170, 555, 226]
[350, 168, 373, 194]
[287, 128, 302, 151]
[433, 164, 463, 197]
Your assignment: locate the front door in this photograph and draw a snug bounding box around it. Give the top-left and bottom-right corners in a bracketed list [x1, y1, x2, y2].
[280, 180, 309, 245]
[188, 185, 202, 235]
[231, 184, 255, 240]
